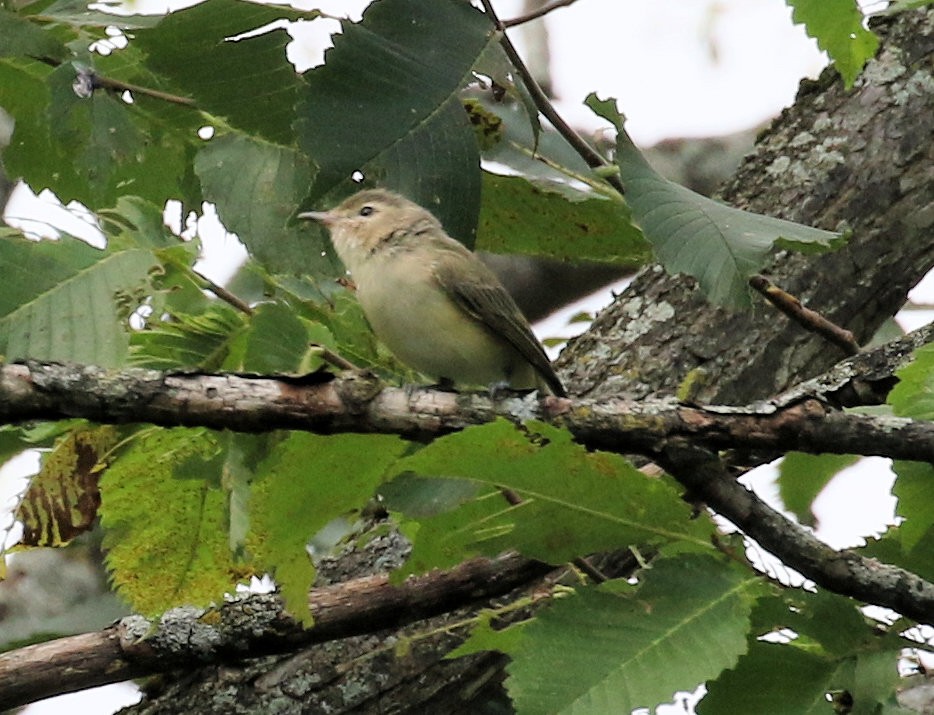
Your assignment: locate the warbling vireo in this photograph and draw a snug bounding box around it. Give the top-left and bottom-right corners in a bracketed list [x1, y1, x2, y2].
[299, 189, 566, 396]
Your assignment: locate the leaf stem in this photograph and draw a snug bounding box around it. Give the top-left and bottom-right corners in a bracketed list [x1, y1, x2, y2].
[479, 0, 624, 195]
[502, 0, 582, 28]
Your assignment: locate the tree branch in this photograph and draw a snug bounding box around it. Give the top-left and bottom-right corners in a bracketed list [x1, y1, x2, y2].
[749, 274, 861, 356]
[1, 319, 931, 462]
[0, 553, 552, 711]
[658, 443, 934, 625]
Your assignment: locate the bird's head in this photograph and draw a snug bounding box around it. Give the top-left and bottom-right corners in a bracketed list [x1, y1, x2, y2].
[299, 189, 440, 268]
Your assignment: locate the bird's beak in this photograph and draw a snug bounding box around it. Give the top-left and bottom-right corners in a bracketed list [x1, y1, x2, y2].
[298, 210, 335, 226]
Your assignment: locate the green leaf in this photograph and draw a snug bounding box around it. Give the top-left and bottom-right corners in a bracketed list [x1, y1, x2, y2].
[194, 132, 333, 276]
[130, 303, 246, 370]
[507, 554, 764, 714]
[235, 301, 331, 374]
[889, 342, 934, 419]
[296, 0, 494, 246]
[0, 231, 158, 366]
[479, 94, 593, 189]
[891, 460, 934, 552]
[860, 526, 934, 582]
[1, 51, 199, 208]
[585, 94, 845, 308]
[132, 0, 314, 145]
[0, 8, 68, 61]
[248, 432, 408, 623]
[38, 0, 160, 28]
[787, 0, 879, 87]
[392, 420, 713, 575]
[778, 452, 860, 527]
[699, 640, 836, 714]
[476, 172, 649, 265]
[100, 428, 244, 615]
[0, 59, 82, 201]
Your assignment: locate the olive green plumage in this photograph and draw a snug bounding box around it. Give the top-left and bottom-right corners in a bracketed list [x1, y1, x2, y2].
[300, 189, 565, 396]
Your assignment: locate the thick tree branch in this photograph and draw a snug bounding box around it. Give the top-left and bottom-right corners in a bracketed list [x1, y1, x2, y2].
[0, 553, 551, 711]
[1, 318, 932, 463]
[658, 444, 934, 625]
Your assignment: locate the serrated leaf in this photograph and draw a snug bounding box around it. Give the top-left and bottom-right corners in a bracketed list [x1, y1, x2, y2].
[586, 94, 845, 308]
[699, 640, 836, 714]
[891, 460, 934, 552]
[507, 555, 763, 714]
[14, 426, 118, 547]
[296, 0, 493, 246]
[392, 420, 713, 576]
[477, 172, 649, 265]
[778, 452, 860, 527]
[130, 303, 246, 370]
[248, 432, 409, 624]
[787, 0, 879, 87]
[889, 342, 934, 419]
[0, 232, 158, 366]
[132, 0, 314, 145]
[100, 428, 247, 614]
[236, 301, 331, 374]
[194, 132, 332, 276]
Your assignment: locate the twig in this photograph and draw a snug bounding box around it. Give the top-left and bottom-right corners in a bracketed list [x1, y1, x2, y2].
[479, 0, 624, 195]
[91, 73, 196, 107]
[503, 0, 581, 28]
[6, 337, 934, 460]
[749, 274, 861, 356]
[193, 268, 254, 315]
[313, 344, 359, 371]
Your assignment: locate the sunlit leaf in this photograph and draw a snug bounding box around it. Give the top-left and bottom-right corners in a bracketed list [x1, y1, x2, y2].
[100, 428, 248, 614]
[786, 0, 878, 87]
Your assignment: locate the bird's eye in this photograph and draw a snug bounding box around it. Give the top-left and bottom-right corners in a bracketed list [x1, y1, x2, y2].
[359, 206, 374, 217]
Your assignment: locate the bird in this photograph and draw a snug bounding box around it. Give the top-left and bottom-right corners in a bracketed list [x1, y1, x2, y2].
[299, 188, 566, 396]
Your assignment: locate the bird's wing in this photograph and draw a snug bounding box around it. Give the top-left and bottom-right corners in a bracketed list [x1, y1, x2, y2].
[433, 255, 566, 396]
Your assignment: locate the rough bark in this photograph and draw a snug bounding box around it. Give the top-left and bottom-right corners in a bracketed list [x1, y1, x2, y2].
[559, 10, 934, 405]
[118, 8, 934, 713]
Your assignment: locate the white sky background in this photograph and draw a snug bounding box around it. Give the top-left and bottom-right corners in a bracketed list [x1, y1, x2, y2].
[5, 1, 924, 713]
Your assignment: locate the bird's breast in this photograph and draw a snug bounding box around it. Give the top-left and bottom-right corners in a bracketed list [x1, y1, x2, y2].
[351, 252, 535, 388]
